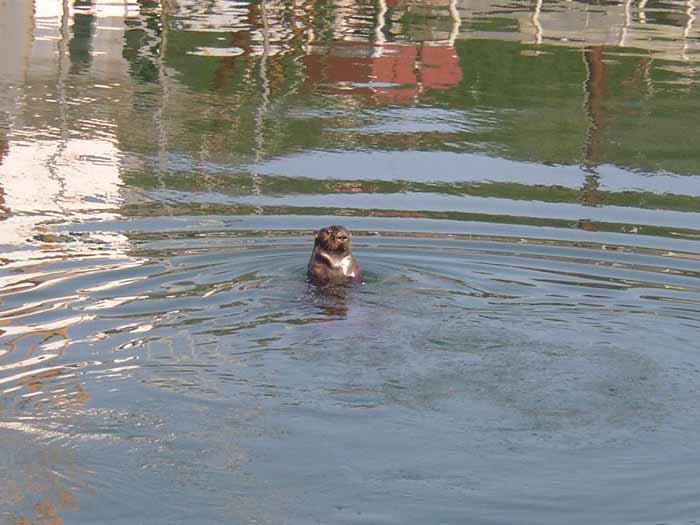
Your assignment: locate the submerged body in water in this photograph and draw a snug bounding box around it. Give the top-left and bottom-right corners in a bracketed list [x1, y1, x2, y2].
[307, 225, 361, 285]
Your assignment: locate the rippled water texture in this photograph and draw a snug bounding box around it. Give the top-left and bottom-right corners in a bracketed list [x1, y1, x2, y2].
[1, 1, 700, 524]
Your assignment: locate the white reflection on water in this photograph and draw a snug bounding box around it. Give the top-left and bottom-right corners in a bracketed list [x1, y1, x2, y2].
[0, 1, 135, 262]
[1, 139, 123, 216]
[251, 149, 700, 196]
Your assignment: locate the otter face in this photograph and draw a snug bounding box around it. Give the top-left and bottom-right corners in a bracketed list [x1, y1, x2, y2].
[315, 225, 351, 253]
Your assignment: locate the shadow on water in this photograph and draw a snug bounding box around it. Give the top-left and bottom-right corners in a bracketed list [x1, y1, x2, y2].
[1, 0, 700, 523]
[307, 280, 357, 319]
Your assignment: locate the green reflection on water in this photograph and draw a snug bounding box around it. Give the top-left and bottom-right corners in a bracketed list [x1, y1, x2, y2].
[123, 170, 700, 214]
[115, 3, 700, 176]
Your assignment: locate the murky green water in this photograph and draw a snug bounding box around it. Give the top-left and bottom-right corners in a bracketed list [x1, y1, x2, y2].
[1, 1, 700, 523]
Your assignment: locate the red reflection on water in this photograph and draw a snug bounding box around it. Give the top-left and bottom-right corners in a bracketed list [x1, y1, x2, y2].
[304, 42, 461, 103]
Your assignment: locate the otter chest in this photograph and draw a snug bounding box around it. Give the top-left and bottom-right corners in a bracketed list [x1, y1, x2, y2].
[334, 256, 356, 277]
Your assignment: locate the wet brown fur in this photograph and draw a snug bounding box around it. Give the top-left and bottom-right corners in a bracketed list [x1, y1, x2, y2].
[307, 225, 361, 285]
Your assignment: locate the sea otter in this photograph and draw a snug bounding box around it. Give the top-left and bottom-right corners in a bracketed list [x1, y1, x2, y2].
[307, 225, 361, 285]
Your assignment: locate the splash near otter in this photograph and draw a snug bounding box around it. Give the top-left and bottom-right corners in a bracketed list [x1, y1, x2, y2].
[307, 225, 361, 285]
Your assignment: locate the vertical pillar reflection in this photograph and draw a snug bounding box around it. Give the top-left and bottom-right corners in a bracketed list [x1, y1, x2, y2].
[578, 45, 608, 229]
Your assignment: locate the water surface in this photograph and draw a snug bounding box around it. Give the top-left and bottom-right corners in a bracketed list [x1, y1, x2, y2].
[1, 1, 700, 523]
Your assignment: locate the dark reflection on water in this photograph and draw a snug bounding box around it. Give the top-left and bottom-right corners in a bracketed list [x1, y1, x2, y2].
[1, 0, 700, 523]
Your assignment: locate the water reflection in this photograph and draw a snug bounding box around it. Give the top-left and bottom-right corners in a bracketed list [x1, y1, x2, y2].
[0, 0, 700, 523]
[303, 1, 462, 102]
[109, 0, 700, 238]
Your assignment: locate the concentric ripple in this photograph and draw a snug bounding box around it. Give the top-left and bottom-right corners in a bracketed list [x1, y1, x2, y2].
[2, 228, 699, 410]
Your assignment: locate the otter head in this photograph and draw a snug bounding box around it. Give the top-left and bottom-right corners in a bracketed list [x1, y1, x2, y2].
[314, 225, 352, 253]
